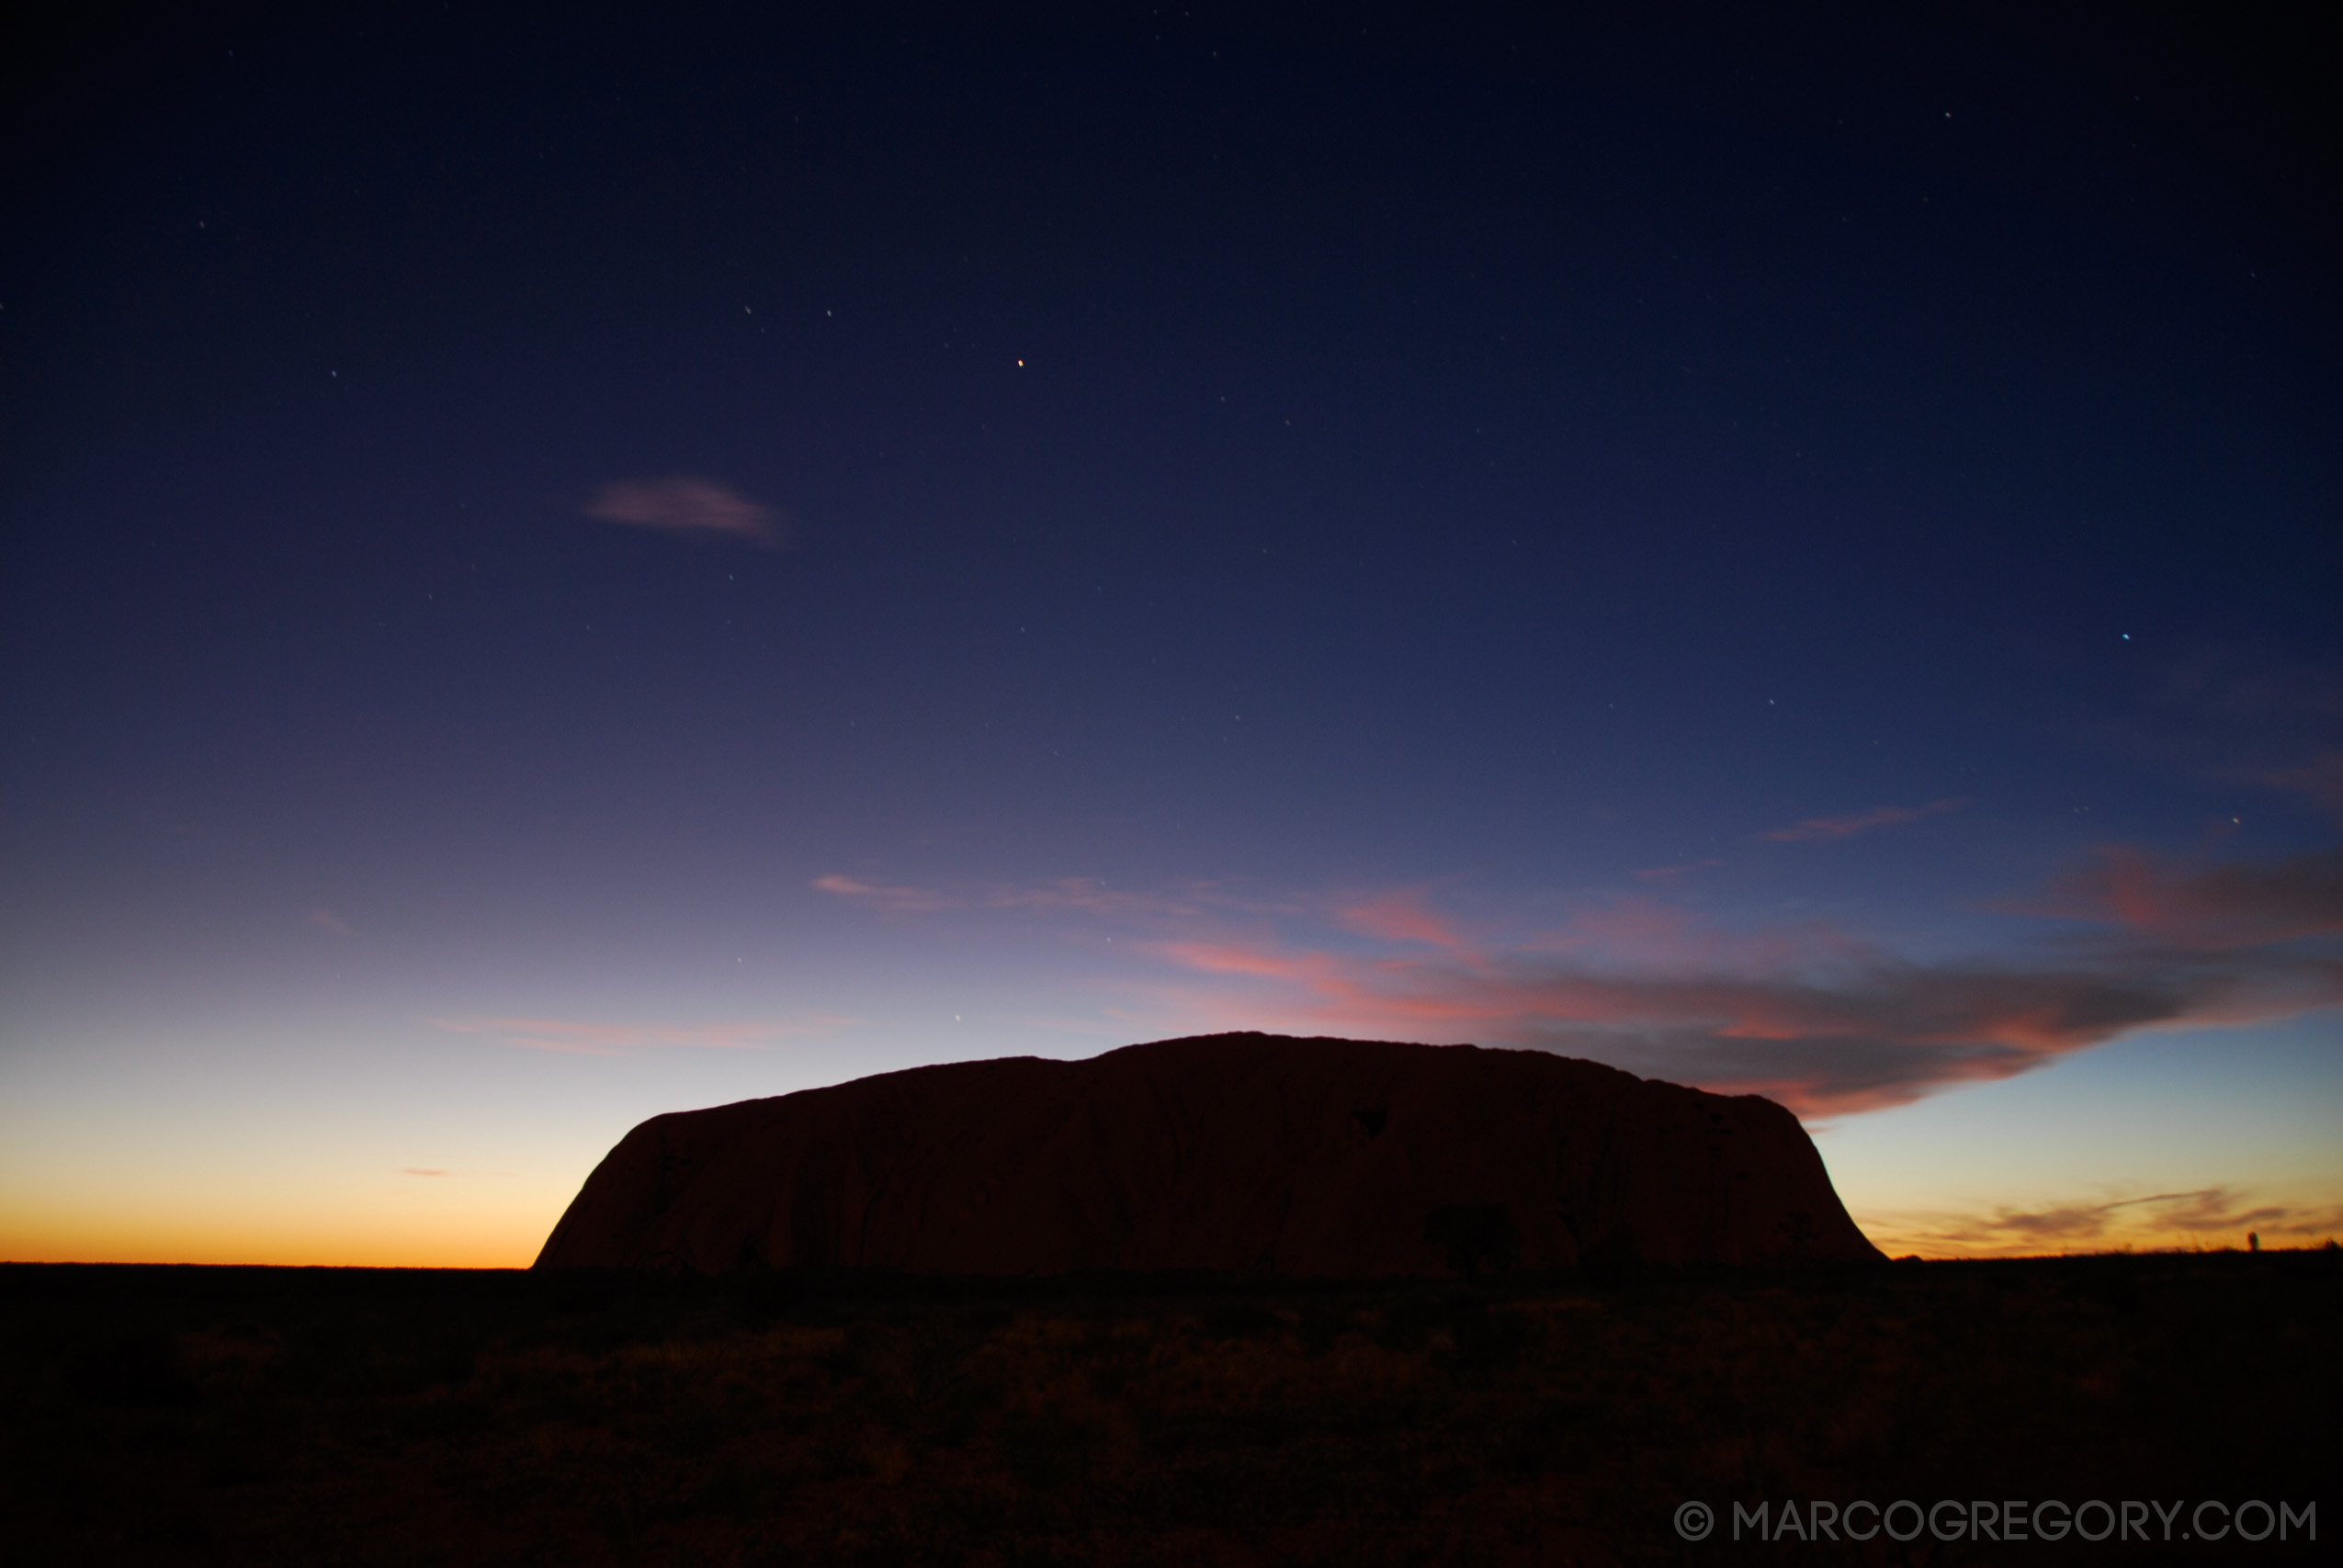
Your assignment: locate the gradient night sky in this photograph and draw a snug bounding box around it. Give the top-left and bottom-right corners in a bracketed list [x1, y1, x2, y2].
[5, 4, 2338, 1266]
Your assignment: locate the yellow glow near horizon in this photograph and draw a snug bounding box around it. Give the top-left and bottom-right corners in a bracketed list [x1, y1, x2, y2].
[0, 1165, 564, 1269]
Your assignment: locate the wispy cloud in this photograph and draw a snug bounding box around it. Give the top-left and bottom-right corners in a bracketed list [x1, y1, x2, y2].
[984, 877, 1216, 919]
[811, 874, 952, 913]
[2152, 649, 2343, 728]
[427, 1014, 848, 1055]
[2117, 649, 2343, 821]
[1859, 1187, 2343, 1258]
[2258, 750, 2343, 817]
[401, 1168, 449, 1178]
[814, 873, 1239, 920]
[585, 477, 785, 546]
[304, 908, 356, 936]
[1760, 798, 1966, 843]
[1631, 860, 1725, 884]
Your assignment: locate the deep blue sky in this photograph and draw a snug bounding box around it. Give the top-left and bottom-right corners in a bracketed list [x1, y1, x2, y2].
[4, 2, 2337, 1262]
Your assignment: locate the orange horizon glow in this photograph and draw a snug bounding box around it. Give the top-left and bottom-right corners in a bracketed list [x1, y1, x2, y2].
[8, 1164, 2336, 1269]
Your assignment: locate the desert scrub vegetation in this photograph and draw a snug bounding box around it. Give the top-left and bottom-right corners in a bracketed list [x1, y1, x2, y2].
[1, 1252, 2335, 1565]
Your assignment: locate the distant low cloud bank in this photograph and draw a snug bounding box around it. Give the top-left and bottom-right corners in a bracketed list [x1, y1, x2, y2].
[585, 477, 785, 546]
[1860, 1186, 2343, 1258]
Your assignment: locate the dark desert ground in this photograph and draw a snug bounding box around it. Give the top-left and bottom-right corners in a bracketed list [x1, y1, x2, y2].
[4, 1039, 2332, 1563]
[6, 1250, 2334, 1563]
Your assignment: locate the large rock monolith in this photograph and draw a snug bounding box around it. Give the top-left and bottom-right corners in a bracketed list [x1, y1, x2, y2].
[535, 1032, 1881, 1275]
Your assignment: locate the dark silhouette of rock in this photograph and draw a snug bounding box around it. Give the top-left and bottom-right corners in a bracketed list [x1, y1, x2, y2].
[535, 1033, 1882, 1275]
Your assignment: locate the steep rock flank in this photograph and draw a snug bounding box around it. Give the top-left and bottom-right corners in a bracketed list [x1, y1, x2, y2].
[535, 1033, 1880, 1274]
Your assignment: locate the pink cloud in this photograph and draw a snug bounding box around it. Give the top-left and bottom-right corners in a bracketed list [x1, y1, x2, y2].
[1760, 797, 1966, 842]
[428, 1015, 847, 1055]
[1530, 897, 1733, 964]
[810, 849, 2341, 1121]
[1332, 890, 1466, 948]
[1516, 897, 1876, 978]
[304, 908, 356, 936]
[1133, 931, 2263, 1117]
[585, 477, 783, 546]
[1123, 848, 2343, 1117]
[1153, 941, 1339, 984]
[2041, 845, 2343, 949]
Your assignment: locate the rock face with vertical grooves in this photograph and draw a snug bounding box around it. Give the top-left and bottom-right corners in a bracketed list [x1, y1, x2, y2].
[534, 1032, 1881, 1274]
